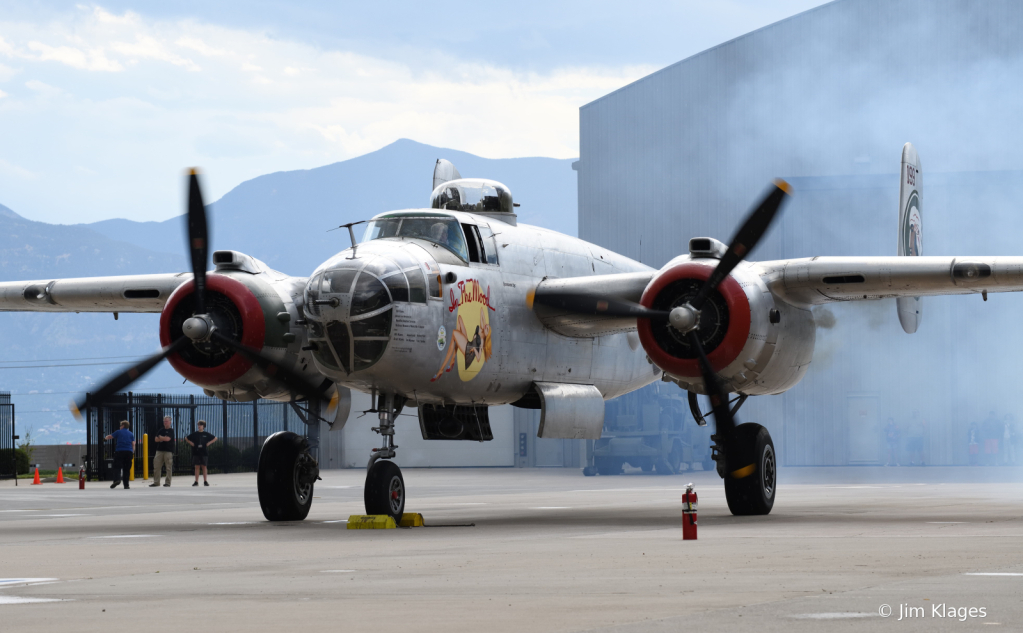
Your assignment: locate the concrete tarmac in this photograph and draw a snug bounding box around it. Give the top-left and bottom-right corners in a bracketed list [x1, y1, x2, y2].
[2, 466, 1022, 632]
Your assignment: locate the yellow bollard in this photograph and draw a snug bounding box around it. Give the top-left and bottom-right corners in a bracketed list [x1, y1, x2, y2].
[130, 457, 135, 481]
[143, 434, 149, 480]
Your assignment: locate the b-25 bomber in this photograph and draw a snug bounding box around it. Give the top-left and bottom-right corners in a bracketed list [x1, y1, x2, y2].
[0, 143, 1019, 520]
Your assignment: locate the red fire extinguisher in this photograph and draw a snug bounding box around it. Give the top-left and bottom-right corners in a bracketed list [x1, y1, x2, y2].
[683, 483, 697, 540]
[79, 465, 86, 490]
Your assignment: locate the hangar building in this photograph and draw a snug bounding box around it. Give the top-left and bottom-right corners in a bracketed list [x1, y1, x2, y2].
[577, 0, 1023, 466]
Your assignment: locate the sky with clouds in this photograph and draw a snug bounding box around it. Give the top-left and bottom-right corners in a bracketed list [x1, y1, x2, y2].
[0, 1, 829, 224]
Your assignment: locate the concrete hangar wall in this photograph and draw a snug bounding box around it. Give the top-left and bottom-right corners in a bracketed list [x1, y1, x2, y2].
[577, 0, 1023, 466]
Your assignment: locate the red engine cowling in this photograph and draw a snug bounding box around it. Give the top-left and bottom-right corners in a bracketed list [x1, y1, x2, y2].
[159, 274, 267, 388]
[636, 261, 751, 378]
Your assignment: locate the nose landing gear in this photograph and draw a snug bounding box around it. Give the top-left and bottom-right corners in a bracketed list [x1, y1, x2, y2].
[365, 394, 408, 522]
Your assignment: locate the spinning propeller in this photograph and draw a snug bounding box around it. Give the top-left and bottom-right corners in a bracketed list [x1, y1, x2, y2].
[70, 170, 328, 418]
[530, 180, 791, 478]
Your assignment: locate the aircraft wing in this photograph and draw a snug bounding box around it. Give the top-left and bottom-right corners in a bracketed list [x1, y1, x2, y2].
[531, 271, 655, 337]
[0, 272, 191, 313]
[762, 256, 1023, 306]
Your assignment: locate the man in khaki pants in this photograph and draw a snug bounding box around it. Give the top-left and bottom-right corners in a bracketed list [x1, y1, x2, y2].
[150, 416, 175, 487]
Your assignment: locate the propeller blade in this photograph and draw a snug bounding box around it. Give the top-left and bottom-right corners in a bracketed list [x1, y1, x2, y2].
[690, 179, 791, 311]
[70, 337, 189, 419]
[209, 331, 329, 404]
[187, 169, 209, 315]
[687, 330, 755, 479]
[527, 289, 670, 320]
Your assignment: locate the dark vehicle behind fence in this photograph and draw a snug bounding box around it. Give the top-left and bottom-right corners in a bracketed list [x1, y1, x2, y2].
[585, 383, 714, 476]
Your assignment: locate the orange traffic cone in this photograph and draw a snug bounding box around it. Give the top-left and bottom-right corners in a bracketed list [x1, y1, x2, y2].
[31, 467, 42, 485]
[56, 467, 65, 484]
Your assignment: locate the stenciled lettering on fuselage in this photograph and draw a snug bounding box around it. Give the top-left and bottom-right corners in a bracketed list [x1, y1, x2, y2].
[432, 278, 495, 382]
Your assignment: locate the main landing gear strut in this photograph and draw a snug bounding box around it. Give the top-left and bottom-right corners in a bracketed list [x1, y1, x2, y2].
[715, 422, 776, 515]
[692, 393, 776, 515]
[365, 393, 408, 522]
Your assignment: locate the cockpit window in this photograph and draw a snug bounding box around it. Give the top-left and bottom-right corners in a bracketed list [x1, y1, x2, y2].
[363, 215, 469, 262]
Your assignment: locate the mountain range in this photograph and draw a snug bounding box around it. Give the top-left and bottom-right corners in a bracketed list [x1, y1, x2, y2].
[80, 139, 578, 275]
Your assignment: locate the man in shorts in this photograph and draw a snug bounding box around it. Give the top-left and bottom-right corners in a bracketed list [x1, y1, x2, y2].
[185, 421, 217, 487]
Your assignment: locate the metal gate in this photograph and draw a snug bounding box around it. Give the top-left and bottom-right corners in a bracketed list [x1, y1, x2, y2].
[0, 392, 14, 480]
[85, 393, 309, 481]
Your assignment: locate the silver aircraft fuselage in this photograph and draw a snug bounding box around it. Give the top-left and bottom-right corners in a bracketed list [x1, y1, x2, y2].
[301, 209, 661, 406]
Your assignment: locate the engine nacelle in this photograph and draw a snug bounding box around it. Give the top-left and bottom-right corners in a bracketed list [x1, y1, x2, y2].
[637, 258, 815, 396]
[158, 264, 316, 403]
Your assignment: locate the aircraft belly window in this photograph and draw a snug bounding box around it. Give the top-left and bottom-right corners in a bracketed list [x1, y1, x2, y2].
[364, 257, 399, 279]
[461, 223, 482, 263]
[427, 269, 441, 299]
[324, 321, 351, 373]
[351, 274, 390, 316]
[389, 251, 419, 271]
[312, 344, 341, 372]
[407, 269, 428, 303]
[354, 340, 387, 371]
[305, 272, 324, 317]
[382, 272, 409, 302]
[479, 224, 499, 265]
[351, 310, 392, 338]
[325, 269, 357, 294]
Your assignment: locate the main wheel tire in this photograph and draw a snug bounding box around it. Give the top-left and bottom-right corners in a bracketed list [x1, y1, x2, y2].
[258, 431, 314, 522]
[364, 460, 405, 521]
[723, 423, 776, 516]
[595, 456, 622, 476]
[640, 459, 654, 473]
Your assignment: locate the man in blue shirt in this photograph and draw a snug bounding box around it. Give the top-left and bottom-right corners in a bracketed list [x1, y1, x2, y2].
[104, 420, 136, 489]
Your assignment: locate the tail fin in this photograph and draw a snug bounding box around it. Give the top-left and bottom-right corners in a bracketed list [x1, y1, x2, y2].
[432, 159, 461, 192]
[896, 142, 922, 333]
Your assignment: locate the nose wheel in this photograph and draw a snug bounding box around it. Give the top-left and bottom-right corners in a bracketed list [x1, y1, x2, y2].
[365, 460, 405, 521]
[364, 393, 408, 521]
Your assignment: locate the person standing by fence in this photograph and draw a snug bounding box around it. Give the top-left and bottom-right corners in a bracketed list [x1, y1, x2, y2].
[150, 416, 175, 487]
[104, 420, 135, 489]
[186, 420, 217, 487]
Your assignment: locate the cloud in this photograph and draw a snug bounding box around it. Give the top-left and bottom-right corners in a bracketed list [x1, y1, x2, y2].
[0, 157, 38, 179]
[0, 7, 654, 224]
[26, 40, 123, 71]
[109, 35, 200, 71]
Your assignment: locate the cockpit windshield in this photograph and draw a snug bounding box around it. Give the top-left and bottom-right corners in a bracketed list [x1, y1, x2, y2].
[363, 214, 469, 261]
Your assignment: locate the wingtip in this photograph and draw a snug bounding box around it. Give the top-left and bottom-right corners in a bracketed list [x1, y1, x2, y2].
[773, 178, 792, 195]
[69, 400, 82, 421]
